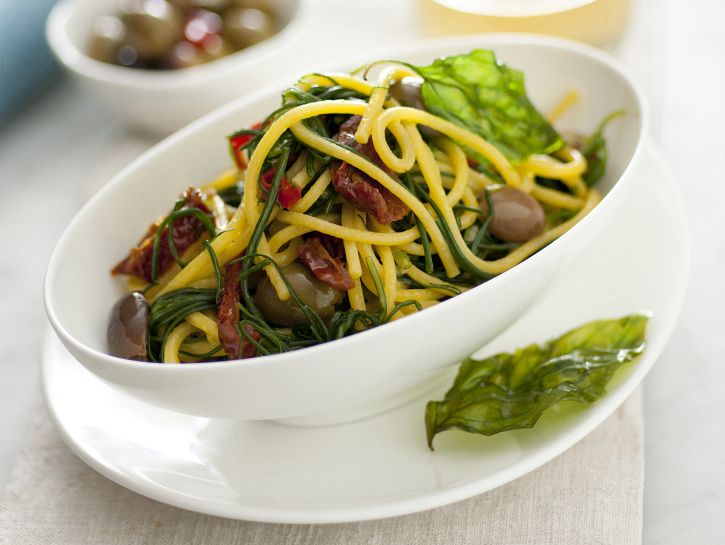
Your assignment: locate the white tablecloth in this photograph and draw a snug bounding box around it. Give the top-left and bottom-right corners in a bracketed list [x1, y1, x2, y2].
[0, 0, 723, 543]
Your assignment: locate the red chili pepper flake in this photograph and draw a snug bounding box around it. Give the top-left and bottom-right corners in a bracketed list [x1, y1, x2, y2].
[228, 121, 263, 169]
[259, 168, 301, 209]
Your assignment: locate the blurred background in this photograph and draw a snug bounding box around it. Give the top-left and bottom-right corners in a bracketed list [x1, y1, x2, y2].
[0, 0, 60, 124]
[0, 1, 722, 544]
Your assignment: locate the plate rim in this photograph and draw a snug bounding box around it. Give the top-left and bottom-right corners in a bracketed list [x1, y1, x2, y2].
[42, 140, 689, 524]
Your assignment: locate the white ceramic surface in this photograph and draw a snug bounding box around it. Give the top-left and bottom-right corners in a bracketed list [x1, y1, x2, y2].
[43, 35, 646, 423]
[46, 0, 313, 135]
[43, 141, 688, 522]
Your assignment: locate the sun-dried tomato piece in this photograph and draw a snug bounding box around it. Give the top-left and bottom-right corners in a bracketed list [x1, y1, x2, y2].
[240, 323, 261, 359]
[332, 163, 409, 224]
[331, 116, 409, 224]
[217, 256, 261, 360]
[112, 188, 212, 282]
[334, 115, 367, 150]
[297, 236, 353, 291]
[217, 257, 243, 359]
[316, 233, 345, 260]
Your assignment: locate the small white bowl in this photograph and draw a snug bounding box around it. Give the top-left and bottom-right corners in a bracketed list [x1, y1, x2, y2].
[46, 0, 311, 135]
[44, 34, 647, 424]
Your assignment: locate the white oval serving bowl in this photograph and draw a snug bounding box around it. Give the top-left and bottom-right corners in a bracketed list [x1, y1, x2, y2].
[46, 0, 312, 135]
[44, 34, 647, 424]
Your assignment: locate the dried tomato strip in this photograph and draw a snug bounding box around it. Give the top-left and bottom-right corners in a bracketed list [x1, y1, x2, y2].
[217, 256, 261, 360]
[240, 323, 261, 359]
[112, 188, 212, 282]
[331, 115, 409, 224]
[297, 236, 354, 291]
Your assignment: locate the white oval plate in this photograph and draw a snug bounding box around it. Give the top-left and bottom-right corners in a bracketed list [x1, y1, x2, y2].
[42, 141, 688, 523]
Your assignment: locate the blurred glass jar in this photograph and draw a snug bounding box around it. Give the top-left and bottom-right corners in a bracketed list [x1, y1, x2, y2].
[420, 0, 630, 48]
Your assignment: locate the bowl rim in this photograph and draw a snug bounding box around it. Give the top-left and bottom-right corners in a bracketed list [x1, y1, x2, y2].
[431, 0, 599, 18]
[43, 32, 649, 375]
[45, 0, 313, 89]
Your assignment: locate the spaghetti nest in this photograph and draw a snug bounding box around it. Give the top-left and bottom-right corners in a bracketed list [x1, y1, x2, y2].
[110, 58, 608, 364]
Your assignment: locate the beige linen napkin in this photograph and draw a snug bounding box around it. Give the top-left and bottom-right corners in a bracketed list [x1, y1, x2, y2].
[0, 392, 643, 545]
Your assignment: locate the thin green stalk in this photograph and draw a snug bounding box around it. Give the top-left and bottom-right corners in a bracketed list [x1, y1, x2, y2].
[470, 188, 494, 255]
[240, 148, 290, 317]
[203, 240, 223, 304]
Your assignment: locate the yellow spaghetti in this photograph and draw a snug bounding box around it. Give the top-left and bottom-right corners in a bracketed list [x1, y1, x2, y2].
[106, 49, 618, 364]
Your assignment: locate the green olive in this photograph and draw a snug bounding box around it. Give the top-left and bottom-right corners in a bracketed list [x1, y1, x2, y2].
[200, 34, 234, 59]
[107, 292, 149, 361]
[479, 186, 546, 243]
[121, 0, 183, 59]
[88, 15, 127, 63]
[190, 0, 230, 11]
[245, 268, 264, 290]
[228, 0, 273, 11]
[166, 41, 206, 69]
[223, 6, 276, 49]
[167, 0, 230, 13]
[166, 36, 232, 68]
[254, 263, 343, 326]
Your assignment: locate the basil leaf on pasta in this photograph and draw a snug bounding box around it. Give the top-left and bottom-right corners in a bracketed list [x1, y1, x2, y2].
[582, 110, 625, 186]
[425, 314, 648, 449]
[414, 49, 563, 163]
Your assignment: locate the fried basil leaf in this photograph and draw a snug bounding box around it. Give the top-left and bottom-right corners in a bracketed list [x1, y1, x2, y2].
[425, 314, 648, 449]
[413, 49, 563, 163]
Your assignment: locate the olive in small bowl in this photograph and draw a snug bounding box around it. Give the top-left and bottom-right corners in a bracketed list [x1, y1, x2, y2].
[48, 0, 304, 134]
[86, 0, 280, 71]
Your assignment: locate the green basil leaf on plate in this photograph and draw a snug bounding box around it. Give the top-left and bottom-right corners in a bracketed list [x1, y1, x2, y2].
[425, 314, 648, 449]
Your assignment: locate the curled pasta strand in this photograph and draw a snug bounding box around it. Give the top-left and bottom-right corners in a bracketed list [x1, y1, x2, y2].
[524, 147, 587, 180]
[531, 184, 585, 209]
[163, 322, 197, 364]
[355, 65, 416, 145]
[289, 120, 460, 277]
[372, 106, 520, 188]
